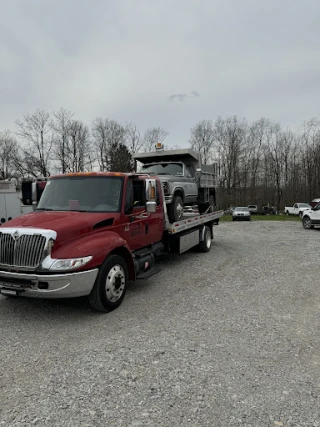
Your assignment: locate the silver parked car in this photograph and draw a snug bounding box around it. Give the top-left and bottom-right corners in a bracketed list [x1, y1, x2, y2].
[232, 207, 251, 221]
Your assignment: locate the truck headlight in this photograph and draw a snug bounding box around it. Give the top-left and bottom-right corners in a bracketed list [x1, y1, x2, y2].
[162, 181, 169, 195]
[49, 256, 92, 271]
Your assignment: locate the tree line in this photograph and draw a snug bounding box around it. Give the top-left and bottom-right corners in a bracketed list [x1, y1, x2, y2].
[190, 117, 320, 210]
[1, 108, 320, 210]
[0, 108, 169, 180]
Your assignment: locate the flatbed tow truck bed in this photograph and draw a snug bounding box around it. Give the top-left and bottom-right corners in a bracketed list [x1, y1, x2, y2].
[165, 210, 224, 234]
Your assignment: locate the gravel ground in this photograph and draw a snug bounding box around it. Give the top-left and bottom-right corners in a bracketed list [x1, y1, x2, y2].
[0, 221, 320, 427]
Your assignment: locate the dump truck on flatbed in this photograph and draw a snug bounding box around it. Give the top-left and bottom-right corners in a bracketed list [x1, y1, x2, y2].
[134, 144, 217, 222]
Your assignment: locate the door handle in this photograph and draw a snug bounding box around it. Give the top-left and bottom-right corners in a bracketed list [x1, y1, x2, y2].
[138, 212, 150, 218]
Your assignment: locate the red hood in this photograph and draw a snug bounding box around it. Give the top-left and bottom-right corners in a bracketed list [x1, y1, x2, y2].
[5, 211, 118, 243]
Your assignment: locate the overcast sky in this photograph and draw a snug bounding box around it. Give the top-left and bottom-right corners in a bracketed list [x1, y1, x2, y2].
[1, 0, 320, 146]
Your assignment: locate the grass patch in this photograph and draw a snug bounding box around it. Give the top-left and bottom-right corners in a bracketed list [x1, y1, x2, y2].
[220, 214, 301, 222]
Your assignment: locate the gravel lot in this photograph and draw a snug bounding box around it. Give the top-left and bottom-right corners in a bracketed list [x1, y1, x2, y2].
[0, 221, 319, 427]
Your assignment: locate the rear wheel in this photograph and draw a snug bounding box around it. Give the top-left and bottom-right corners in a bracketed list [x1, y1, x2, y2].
[89, 255, 128, 313]
[199, 226, 212, 252]
[302, 216, 314, 230]
[168, 195, 184, 223]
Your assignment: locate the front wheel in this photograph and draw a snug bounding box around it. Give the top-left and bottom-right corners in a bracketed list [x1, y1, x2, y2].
[286, 211, 289, 216]
[89, 255, 128, 313]
[302, 216, 314, 230]
[199, 226, 212, 253]
[167, 195, 184, 223]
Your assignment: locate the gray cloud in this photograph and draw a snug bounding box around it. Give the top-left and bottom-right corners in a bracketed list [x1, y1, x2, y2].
[0, 0, 320, 146]
[168, 92, 200, 102]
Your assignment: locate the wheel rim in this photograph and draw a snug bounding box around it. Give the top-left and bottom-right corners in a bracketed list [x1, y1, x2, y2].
[206, 231, 212, 248]
[304, 218, 311, 228]
[176, 202, 183, 219]
[105, 265, 126, 302]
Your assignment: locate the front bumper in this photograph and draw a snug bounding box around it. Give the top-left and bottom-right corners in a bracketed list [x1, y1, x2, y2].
[165, 195, 173, 203]
[233, 214, 250, 220]
[0, 269, 99, 299]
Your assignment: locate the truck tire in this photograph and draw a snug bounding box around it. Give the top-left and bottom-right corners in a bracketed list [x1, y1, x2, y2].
[89, 255, 128, 313]
[168, 195, 184, 222]
[199, 226, 212, 253]
[302, 216, 314, 230]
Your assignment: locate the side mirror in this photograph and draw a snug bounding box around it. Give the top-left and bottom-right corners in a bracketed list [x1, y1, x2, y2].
[146, 201, 157, 213]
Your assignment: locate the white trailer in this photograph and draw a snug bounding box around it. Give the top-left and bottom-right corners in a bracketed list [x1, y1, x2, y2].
[0, 181, 33, 225]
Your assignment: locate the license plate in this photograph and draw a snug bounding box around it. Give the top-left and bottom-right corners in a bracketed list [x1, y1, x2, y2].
[0, 289, 19, 297]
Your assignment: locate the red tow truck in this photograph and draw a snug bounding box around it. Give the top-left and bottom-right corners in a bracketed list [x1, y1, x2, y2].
[0, 172, 223, 312]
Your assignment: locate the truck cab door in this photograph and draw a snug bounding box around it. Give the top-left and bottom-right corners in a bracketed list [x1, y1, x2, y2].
[293, 203, 298, 214]
[185, 165, 198, 197]
[121, 179, 162, 251]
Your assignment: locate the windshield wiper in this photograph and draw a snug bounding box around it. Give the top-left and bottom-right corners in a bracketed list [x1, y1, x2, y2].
[36, 208, 54, 211]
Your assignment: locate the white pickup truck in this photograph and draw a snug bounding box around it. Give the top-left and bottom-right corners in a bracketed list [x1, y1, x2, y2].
[302, 204, 320, 229]
[284, 203, 311, 217]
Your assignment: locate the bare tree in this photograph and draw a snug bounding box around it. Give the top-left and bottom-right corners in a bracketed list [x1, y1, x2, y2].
[142, 127, 168, 152]
[265, 124, 292, 210]
[214, 116, 247, 200]
[125, 123, 143, 153]
[51, 108, 74, 173]
[298, 119, 320, 201]
[15, 109, 53, 177]
[92, 118, 126, 171]
[189, 119, 215, 164]
[68, 121, 92, 172]
[245, 118, 269, 201]
[0, 130, 18, 179]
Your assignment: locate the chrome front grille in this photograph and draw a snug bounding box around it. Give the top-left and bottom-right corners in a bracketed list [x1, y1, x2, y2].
[0, 233, 46, 268]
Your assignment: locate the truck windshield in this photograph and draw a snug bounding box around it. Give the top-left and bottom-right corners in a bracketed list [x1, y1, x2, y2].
[37, 176, 123, 212]
[141, 163, 183, 176]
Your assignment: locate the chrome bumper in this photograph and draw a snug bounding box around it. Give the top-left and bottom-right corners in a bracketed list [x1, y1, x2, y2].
[165, 195, 173, 203]
[0, 269, 99, 299]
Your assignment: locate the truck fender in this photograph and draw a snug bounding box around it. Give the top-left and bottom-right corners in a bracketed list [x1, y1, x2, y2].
[172, 187, 185, 201]
[51, 231, 136, 281]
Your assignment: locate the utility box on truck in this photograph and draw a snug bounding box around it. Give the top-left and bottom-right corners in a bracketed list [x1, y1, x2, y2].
[0, 180, 34, 225]
[134, 144, 217, 222]
[0, 181, 22, 225]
